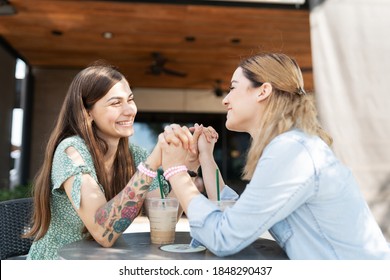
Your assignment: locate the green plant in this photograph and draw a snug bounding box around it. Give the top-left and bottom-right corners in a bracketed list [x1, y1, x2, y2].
[0, 184, 32, 201]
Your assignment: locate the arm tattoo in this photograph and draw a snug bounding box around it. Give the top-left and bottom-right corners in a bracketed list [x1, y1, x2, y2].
[94, 171, 152, 242]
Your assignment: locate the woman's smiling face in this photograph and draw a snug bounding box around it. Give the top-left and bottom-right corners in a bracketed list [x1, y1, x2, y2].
[222, 67, 263, 134]
[88, 79, 137, 144]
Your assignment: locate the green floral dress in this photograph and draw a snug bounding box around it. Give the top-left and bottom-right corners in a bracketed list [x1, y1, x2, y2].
[27, 136, 168, 260]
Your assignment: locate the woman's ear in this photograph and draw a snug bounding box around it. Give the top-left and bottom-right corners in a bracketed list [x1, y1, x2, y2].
[256, 82, 273, 102]
[86, 111, 94, 123]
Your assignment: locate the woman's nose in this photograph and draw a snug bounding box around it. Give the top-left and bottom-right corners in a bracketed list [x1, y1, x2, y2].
[123, 102, 137, 115]
[222, 94, 229, 106]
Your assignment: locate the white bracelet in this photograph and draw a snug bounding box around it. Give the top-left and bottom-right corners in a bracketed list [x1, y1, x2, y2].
[137, 162, 157, 178]
[163, 165, 188, 181]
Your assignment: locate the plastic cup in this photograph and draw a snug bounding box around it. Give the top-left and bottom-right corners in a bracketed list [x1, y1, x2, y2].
[146, 197, 179, 245]
[212, 200, 236, 211]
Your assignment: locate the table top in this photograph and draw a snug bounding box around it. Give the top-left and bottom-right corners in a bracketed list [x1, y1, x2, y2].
[58, 232, 288, 260]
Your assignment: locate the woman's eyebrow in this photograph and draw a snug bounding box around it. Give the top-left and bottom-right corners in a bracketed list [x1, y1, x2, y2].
[106, 96, 122, 102]
[106, 93, 133, 102]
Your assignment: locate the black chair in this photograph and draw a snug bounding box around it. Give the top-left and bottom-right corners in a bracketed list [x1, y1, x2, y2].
[0, 197, 33, 259]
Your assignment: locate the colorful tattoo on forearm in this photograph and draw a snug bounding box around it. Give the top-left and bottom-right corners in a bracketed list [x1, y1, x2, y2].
[94, 172, 151, 242]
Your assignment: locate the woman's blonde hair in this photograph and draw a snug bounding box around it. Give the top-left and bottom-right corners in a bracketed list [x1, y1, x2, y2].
[25, 63, 135, 240]
[240, 53, 332, 180]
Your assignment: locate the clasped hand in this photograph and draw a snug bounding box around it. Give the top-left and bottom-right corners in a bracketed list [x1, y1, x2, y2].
[158, 123, 218, 172]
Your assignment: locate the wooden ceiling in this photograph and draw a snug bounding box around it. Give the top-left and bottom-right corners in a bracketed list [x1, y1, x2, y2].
[0, 0, 313, 92]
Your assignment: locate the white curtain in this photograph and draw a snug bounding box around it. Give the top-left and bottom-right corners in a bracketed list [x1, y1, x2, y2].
[310, 0, 390, 240]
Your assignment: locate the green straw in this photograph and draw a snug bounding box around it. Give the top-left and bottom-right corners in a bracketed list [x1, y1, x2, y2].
[216, 168, 220, 202]
[157, 169, 165, 199]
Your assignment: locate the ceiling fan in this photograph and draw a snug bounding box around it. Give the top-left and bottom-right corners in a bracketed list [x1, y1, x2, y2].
[147, 52, 187, 77]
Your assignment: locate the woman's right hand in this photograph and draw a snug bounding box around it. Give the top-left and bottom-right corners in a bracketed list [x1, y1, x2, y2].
[145, 140, 162, 171]
[185, 123, 203, 171]
[198, 125, 219, 160]
[197, 126, 223, 200]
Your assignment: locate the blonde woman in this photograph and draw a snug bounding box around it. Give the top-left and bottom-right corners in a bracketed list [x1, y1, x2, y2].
[159, 53, 390, 259]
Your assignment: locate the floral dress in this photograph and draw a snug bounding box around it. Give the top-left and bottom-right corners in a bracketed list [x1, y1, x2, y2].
[27, 136, 168, 260]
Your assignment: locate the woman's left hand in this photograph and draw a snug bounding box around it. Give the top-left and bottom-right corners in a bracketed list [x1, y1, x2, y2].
[159, 124, 194, 170]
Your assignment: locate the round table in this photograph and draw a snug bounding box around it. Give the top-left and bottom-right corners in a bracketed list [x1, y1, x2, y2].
[58, 232, 288, 260]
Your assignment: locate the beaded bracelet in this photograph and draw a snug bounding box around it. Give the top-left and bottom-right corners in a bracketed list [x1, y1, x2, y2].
[137, 162, 157, 178]
[163, 165, 188, 181]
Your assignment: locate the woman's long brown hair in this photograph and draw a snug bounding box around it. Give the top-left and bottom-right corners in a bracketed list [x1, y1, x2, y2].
[25, 63, 135, 240]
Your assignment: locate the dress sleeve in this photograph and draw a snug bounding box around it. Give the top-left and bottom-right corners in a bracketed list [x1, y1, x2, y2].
[51, 143, 96, 210]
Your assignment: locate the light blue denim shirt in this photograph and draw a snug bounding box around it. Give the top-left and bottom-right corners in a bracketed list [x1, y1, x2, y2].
[187, 129, 390, 259]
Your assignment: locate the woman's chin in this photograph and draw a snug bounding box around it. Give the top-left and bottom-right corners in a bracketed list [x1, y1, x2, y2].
[118, 128, 134, 138]
[225, 121, 236, 132]
[225, 122, 245, 133]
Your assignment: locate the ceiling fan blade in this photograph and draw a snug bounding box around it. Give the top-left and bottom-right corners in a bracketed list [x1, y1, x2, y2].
[162, 67, 187, 77]
[147, 52, 186, 77]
